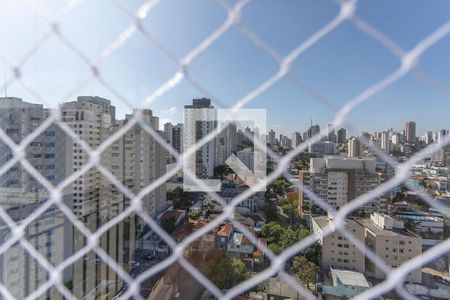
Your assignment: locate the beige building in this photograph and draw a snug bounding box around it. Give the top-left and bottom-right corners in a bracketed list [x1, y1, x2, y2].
[312, 216, 366, 273]
[347, 137, 362, 158]
[61, 99, 116, 298]
[359, 213, 422, 283]
[299, 156, 381, 216]
[312, 213, 422, 283]
[405, 121, 416, 143]
[61, 99, 168, 299]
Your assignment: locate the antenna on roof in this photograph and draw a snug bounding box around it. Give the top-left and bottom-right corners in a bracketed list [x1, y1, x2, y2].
[4, 75, 6, 98]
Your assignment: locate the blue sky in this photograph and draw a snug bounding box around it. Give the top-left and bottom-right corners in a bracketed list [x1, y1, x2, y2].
[0, 0, 449, 136]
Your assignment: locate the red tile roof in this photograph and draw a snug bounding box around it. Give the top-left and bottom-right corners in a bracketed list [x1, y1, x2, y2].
[172, 223, 193, 241]
[217, 223, 233, 237]
[160, 210, 183, 221]
[253, 238, 266, 257]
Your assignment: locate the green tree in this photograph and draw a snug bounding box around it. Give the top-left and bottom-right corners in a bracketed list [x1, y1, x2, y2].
[278, 228, 299, 252]
[169, 187, 193, 210]
[298, 225, 310, 240]
[211, 257, 249, 289]
[261, 222, 285, 244]
[302, 243, 322, 265]
[188, 211, 201, 219]
[280, 197, 299, 225]
[262, 223, 312, 254]
[160, 216, 176, 234]
[268, 178, 291, 195]
[214, 165, 233, 179]
[261, 204, 279, 222]
[292, 256, 318, 290]
[393, 192, 406, 202]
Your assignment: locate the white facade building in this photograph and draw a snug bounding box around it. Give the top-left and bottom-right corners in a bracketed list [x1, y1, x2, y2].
[184, 98, 217, 178]
[312, 213, 422, 283]
[300, 156, 381, 214]
[309, 141, 336, 156]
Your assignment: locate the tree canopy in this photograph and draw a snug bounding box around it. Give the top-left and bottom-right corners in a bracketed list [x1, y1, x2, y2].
[261, 222, 310, 255]
[160, 216, 176, 234]
[261, 204, 279, 222]
[211, 256, 250, 289]
[261, 222, 321, 262]
[292, 255, 318, 290]
[267, 178, 291, 195]
[168, 187, 193, 210]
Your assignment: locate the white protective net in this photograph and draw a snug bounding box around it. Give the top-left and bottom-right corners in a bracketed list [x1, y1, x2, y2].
[0, 0, 449, 299]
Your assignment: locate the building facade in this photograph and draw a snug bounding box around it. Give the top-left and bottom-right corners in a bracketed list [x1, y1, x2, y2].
[312, 213, 422, 283]
[299, 156, 381, 215]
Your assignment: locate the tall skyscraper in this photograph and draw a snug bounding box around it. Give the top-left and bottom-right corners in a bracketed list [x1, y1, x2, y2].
[422, 130, 433, 145]
[337, 128, 347, 144]
[172, 123, 184, 153]
[61, 99, 114, 298]
[348, 137, 362, 158]
[268, 129, 276, 146]
[431, 129, 448, 162]
[308, 141, 336, 156]
[405, 121, 416, 143]
[0, 97, 73, 299]
[184, 98, 217, 178]
[380, 131, 391, 152]
[291, 131, 302, 148]
[164, 122, 174, 144]
[216, 123, 238, 166]
[77, 96, 116, 125]
[308, 124, 320, 138]
[327, 123, 336, 142]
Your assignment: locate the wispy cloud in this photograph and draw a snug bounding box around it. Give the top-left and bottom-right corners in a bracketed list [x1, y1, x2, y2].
[161, 106, 177, 116]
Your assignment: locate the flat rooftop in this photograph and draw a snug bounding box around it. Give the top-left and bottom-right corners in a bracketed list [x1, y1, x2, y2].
[356, 218, 418, 238]
[313, 216, 419, 238]
[312, 215, 361, 230]
[331, 268, 370, 288]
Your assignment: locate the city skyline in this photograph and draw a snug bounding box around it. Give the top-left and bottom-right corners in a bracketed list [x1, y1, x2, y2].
[0, 1, 449, 299]
[0, 0, 449, 135]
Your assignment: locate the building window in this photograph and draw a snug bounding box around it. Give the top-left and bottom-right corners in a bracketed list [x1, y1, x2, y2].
[43, 131, 55, 136]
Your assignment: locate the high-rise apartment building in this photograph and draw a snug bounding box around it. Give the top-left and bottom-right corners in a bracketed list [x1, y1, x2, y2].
[0, 203, 73, 300]
[422, 130, 433, 145]
[380, 131, 391, 153]
[327, 123, 336, 142]
[77, 96, 116, 125]
[216, 123, 238, 166]
[268, 129, 276, 146]
[348, 137, 362, 158]
[308, 141, 336, 156]
[184, 98, 217, 178]
[236, 147, 255, 172]
[431, 129, 448, 162]
[337, 128, 347, 144]
[163, 122, 174, 145]
[61, 100, 111, 219]
[308, 124, 320, 138]
[162, 122, 184, 156]
[172, 123, 184, 154]
[61, 99, 114, 298]
[0, 97, 168, 299]
[0, 97, 73, 299]
[405, 121, 416, 143]
[299, 156, 381, 215]
[280, 135, 292, 149]
[291, 131, 302, 148]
